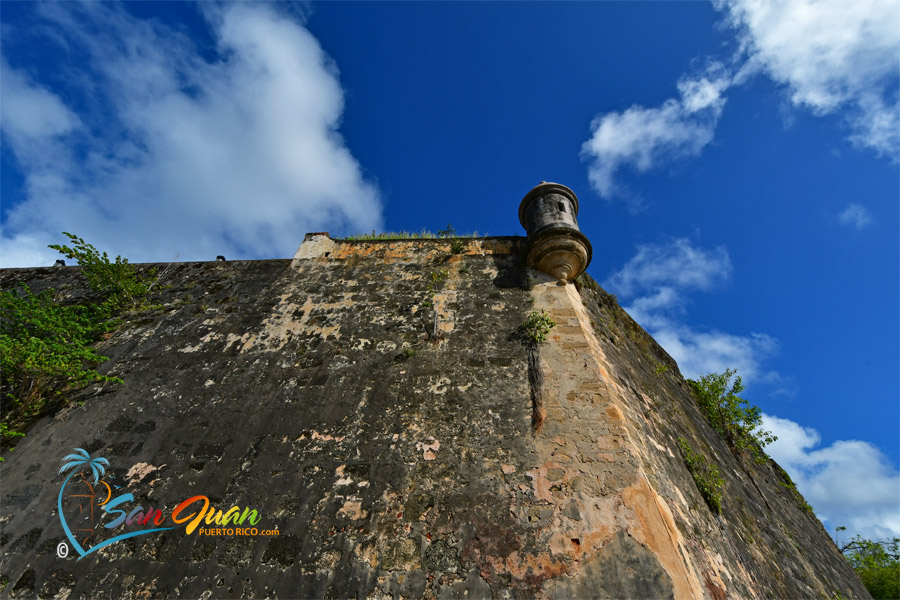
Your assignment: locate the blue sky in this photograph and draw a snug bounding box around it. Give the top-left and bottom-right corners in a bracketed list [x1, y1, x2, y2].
[1, 1, 897, 541]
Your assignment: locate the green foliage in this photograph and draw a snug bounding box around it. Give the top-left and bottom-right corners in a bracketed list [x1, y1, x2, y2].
[437, 223, 457, 238]
[678, 438, 724, 514]
[423, 269, 449, 303]
[450, 239, 466, 254]
[48, 232, 156, 312]
[422, 269, 449, 307]
[521, 309, 556, 343]
[654, 362, 669, 376]
[402, 347, 416, 359]
[1, 233, 155, 449]
[840, 535, 900, 599]
[688, 369, 776, 463]
[574, 273, 599, 292]
[0, 422, 25, 440]
[0, 284, 122, 429]
[774, 463, 814, 514]
[521, 273, 535, 291]
[0, 422, 25, 461]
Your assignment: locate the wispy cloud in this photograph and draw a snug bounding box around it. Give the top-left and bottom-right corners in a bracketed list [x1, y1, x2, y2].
[0, 3, 381, 267]
[606, 237, 732, 298]
[763, 413, 900, 540]
[583, 0, 899, 202]
[581, 65, 730, 207]
[605, 238, 779, 382]
[651, 327, 778, 383]
[0, 57, 81, 142]
[837, 203, 873, 230]
[717, 0, 900, 158]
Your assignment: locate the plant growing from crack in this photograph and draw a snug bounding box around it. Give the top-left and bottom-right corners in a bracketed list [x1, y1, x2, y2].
[520, 309, 555, 343]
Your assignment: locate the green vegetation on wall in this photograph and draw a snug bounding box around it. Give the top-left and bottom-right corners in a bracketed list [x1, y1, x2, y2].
[49, 232, 158, 313]
[342, 223, 481, 242]
[1, 285, 121, 416]
[678, 437, 725, 514]
[773, 463, 814, 514]
[520, 309, 556, 343]
[687, 369, 776, 463]
[1, 233, 157, 457]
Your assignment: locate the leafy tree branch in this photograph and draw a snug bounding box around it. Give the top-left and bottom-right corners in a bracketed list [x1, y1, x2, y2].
[838, 532, 900, 599]
[48, 232, 157, 313]
[2, 233, 157, 458]
[687, 368, 776, 463]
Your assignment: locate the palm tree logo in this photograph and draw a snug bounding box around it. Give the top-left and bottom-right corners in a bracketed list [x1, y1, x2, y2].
[57, 448, 176, 560]
[58, 448, 110, 557]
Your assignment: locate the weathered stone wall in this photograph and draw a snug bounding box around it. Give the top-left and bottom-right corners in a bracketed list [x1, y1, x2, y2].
[0, 235, 868, 599]
[530, 275, 870, 599]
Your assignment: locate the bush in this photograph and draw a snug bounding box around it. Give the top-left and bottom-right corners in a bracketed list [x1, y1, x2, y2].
[49, 232, 156, 312]
[678, 438, 724, 514]
[841, 535, 900, 599]
[1, 285, 121, 428]
[2, 233, 154, 450]
[688, 369, 776, 463]
[521, 309, 555, 343]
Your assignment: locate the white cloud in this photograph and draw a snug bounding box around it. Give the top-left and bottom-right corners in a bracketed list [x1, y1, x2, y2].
[581, 66, 730, 203]
[0, 3, 381, 267]
[606, 237, 732, 297]
[652, 327, 777, 381]
[764, 413, 900, 540]
[0, 58, 81, 142]
[837, 203, 873, 230]
[582, 0, 898, 202]
[716, 0, 900, 157]
[606, 238, 779, 382]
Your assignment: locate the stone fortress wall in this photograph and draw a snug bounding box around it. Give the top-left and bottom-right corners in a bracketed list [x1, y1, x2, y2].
[0, 183, 868, 598]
